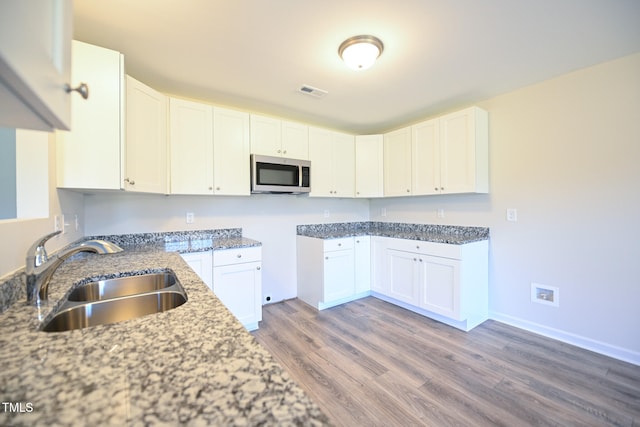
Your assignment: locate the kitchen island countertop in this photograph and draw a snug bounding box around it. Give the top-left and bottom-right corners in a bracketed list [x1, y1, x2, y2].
[0, 231, 330, 426]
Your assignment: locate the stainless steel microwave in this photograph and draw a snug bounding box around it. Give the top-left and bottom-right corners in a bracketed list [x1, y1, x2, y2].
[250, 154, 311, 194]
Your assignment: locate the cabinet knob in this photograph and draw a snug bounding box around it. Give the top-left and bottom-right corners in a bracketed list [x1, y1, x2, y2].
[256, 266, 261, 270]
[435, 187, 438, 191]
[416, 245, 420, 249]
[277, 149, 281, 153]
[209, 186, 213, 190]
[216, 187, 221, 191]
[124, 178, 135, 185]
[356, 240, 360, 243]
[406, 189, 410, 193]
[440, 187, 444, 190]
[236, 254, 242, 258]
[283, 150, 287, 154]
[413, 258, 417, 261]
[419, 258, 423, 262]
[325, 256, 329, 260]
[65, 82, 89, 100]
[338, 243, 342, 246]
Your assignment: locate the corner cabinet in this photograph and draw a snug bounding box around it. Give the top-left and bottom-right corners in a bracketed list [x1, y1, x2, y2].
[308, 127, 355, 197]
[373, 237, 488, 331]
[0, 0, 72, 131]
[125, 75, 168, 194]
[180, 251, 213, 289]
[213, 247, 262, 331]
[355, 135, 384, 198]
[56, 41, 124, 190]
[297, 236, 371, 310]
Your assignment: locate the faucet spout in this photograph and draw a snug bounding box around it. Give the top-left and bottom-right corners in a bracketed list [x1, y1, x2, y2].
[26, 235, 123, 306]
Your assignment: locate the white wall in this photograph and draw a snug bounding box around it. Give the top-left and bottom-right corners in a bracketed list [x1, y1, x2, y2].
[371, 53, 640, 363]
[84, 193, 369, 302]
[0, 132, 84, 279]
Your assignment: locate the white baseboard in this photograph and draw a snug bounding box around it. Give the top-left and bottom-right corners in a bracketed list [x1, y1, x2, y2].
[490, 311, 640, 366]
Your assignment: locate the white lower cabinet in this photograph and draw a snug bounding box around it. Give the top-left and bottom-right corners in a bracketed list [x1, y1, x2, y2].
[213, 247, 262, 331]
[180, 251, 213, 290]
[372, 237, 488, 331]
[181, 247, 262, 331]
[297, 236, 371, 310]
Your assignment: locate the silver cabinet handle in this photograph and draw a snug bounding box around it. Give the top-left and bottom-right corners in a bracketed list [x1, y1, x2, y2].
[65, 82, 89, 99]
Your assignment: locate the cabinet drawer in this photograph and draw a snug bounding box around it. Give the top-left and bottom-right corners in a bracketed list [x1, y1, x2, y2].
[214, 246, 262, 266]
[323, 237, 354, 252]
[386, 238, 462, 260]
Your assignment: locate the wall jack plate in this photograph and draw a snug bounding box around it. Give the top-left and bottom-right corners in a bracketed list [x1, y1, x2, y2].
[531, 283, 559, 307]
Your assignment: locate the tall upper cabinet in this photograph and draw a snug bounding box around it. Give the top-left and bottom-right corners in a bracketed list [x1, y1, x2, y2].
[308, 127, 355, 197]
[213, 107, 250, 196]
[125, 75, 168, 194]
[169, 98, 214, 195]
[0, 1, 73, 131]
[355, 135, 384, 198]
[57, 41, 124, 190]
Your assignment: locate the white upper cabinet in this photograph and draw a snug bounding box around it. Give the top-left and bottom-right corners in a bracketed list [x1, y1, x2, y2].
[125, 75, 168, 194]
[250, 114, 309, 160]
[355, 135, 383, 198]
[213, 107, 250, 196]
[0, 0, 72, 131]
[383, 126, 412, 196]
[308, 127, 355, 197]
[281, 120, 309, 160]
[411, 118, 440, 196]
[169, 98, 214, 195]
[385, 106, 489, 197]
[56, 41, 124, 190]
[438, 106, 488, 194]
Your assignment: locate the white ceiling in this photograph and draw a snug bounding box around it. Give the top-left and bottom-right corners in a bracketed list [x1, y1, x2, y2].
[73, 0, 640, 134]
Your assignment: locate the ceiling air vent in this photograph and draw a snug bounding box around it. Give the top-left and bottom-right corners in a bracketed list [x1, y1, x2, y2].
[298, 84, 328, 98]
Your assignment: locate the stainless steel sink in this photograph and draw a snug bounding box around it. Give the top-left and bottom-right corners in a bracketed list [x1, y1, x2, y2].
[68, 271, 177, 302]
[42, 270, 187, 332]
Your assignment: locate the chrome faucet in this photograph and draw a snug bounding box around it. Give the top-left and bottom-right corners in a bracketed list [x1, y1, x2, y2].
[26, 231, 123, 305]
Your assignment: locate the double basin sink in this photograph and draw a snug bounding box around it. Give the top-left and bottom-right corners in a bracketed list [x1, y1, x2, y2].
[42, 270, 188, 332]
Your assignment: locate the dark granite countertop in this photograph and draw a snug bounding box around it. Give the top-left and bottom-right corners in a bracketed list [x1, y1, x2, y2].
[0, 229, 329, 426]
[297, 221, 490, 245]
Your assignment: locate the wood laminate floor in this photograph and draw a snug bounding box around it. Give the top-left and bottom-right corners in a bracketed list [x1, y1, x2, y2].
[252, 297, 640, 427]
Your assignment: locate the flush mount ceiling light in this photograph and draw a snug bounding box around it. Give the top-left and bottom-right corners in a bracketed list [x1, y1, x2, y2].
[338, 35, 384, 70]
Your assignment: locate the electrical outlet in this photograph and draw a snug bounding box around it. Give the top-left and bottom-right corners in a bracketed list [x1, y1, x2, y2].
[381, 208, 387, 217]
[186, 212, 194, 224]
[323, 210, 330, 218]
[54, 215, 62, 232]
[506, 208, 518, 222]
[437, 208, 445, 218]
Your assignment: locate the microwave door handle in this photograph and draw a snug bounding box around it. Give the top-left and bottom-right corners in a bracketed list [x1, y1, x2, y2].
[299, 165, 303, 188]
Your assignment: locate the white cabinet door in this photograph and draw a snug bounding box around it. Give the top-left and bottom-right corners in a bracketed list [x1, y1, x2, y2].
[439, 106, 489, 194]
[323, 249, 355, 302]
[56, 41, 124, 190]
[355, 135, 383, 198]
[387, 249, 420, 305]
[180, 251, 213, 290]
[308, 127, 334, 196]
[383, 126, 412, 196]
[250, 114, 281, 157]
[281, 120, 309, 160]
[213, 261, 262, 330]
[308, 127, 355, 197]
[0, 0, 72, 131]
[412, 118, 440, 195]
[418, 255, 460, 320]
[169, 98, 214, 195]
[125, 75, 168, 194]
[332, 132, 355, 197]
[213, 107, 250, 195]
[370, 237, 389, 294]
[354, 236, 371, 294]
